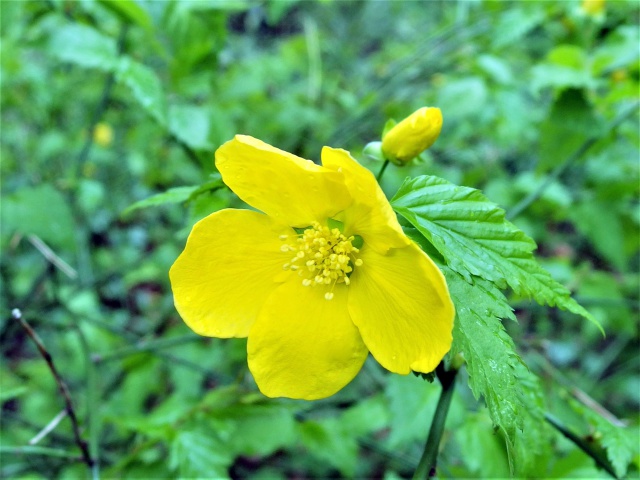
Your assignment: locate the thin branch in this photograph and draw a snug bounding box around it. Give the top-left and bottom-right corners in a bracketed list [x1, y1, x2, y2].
[169, 133, 203, 167]
[27, 235, 77, 279]
[507, 101, 640, 220]
[29, 410, 68, 445]
[544, 412, 618, 479]
[11, 309, 95, 471]
[413, 362, 458, 479]
[571, 388, 627, 428]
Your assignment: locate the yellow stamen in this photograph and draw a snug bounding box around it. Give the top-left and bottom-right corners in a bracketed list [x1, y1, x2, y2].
[280, 221, 363, 300]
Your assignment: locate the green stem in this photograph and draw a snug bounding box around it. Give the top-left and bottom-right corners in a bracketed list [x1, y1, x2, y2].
[507, 101, 639, 220]
[413, 363, 458, 479]
[376, 159, 390, 182]
[544, 413, 618, 479]
[92, 334, 200, 363]
[73, 322, 100, 480]
[0, 445, 82, 461]
[75, 24, 128, 179]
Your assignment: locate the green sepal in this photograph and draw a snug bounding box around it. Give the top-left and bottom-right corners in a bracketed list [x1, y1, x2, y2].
[352, 235, 364, 249]
[362, 141, 385, 162]
[327, 218, 345, 232]
[412, 370, 436, 383]
[381, 118, 397, 138]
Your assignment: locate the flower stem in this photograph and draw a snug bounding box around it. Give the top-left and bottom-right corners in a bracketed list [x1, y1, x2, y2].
[376, 159, 390, 182]
[413, 362, 458, 479]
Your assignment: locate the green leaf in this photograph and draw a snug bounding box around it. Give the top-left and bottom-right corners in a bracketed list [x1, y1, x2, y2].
[1, 184, 76, 249]
[570, 199, 626, 272]
[299, 419, 358, 477]
[97, 0, 153, 30]
[538, 89, 603, 173]
[122, 177, 224, 217]
[122, 186, 198, 216]
[445, 268, 552, 476]
[391, 175, 599, 330]
[170, 430, 231, 479]
[437, 77, 488, 120]
[492, 7, 545, 49]
[168, 104, 212, 150]
[115, 56, 167, 125]
[222, 404, 296, 457]
[48, 23, 117, 71]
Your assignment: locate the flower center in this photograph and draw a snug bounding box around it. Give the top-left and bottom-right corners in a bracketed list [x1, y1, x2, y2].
[280, 221, 363, 300]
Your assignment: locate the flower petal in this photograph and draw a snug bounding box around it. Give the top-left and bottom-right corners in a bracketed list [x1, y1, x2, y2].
[170, 209, 293, 338]
[348, 242, 454, 374]
[320, 147, 409, 252]
[216, 135, 352, 227]
[247, 282, 368, 400]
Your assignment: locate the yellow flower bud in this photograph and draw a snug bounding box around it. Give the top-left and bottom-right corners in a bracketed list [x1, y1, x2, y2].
[93, 122, 114, 147]
[381, 107, 443, 165]
[581, 0, 605, 16]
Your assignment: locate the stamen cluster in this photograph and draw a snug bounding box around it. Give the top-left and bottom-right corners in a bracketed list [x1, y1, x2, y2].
[281, 222, 363, 300]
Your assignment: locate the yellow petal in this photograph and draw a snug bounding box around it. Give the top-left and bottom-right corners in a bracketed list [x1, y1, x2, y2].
[348, 242, 454, 374]
[321, 147, 409, 253]
[216, 135, 351, 227]
[247, 281, 368, 400]
[169, 209, 293, 338]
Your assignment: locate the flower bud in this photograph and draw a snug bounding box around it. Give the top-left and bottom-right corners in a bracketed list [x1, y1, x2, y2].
[381, 107, 443, 165]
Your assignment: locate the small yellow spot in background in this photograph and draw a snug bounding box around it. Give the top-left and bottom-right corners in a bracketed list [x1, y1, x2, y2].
[93, 122, 114, 147]
[581, 0, 605, 16]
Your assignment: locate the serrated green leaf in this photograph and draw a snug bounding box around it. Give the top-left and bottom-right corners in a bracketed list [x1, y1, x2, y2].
[391, 175, 599, 330]
[122, 186, 198, 216]
[48, 23, 117, 71]
[115, 56, 167, 125]
[98, 0, 153, 30]
[1, 184, 77, 249]
[445, 268, 552, 476]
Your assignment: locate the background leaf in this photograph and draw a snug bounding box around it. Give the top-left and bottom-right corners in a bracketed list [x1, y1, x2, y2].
[48, 23, 117, 71]
[1, 184, 76, 249]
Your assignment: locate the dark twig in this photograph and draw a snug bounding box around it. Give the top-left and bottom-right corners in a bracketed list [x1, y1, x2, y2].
[11, 309, 95, 472]
[544, 413, 618, 479]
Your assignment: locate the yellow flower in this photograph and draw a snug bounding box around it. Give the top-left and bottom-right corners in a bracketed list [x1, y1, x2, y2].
[93, 122, 113, 147]
[169, 135, 454, 400]
[381, 107, 443, 165]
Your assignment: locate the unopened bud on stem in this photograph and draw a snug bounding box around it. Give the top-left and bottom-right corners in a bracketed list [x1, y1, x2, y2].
[381, 107, 443, 165]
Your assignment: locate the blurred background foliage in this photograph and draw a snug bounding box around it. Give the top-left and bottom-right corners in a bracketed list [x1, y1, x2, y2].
[1, 0, 638, 478]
